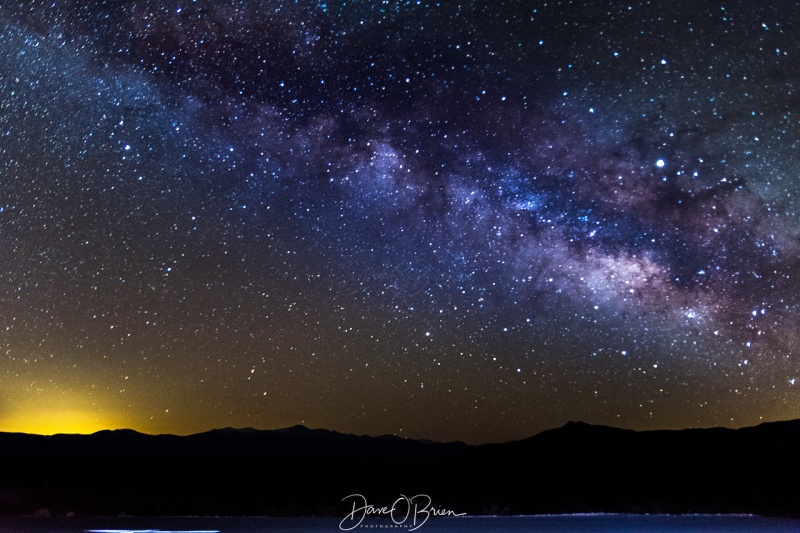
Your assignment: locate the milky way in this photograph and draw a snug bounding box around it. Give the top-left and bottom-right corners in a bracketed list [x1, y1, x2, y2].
[1, 0, 799, 443]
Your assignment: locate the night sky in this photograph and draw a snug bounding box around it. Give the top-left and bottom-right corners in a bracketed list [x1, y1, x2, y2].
[1, 0, 799, 444]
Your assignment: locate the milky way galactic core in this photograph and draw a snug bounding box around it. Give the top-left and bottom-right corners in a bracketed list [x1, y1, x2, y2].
[1, 0, 799, 443]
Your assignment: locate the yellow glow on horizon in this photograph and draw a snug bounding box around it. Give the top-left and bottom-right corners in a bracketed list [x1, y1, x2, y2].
[0, 381, 129, 435]
[0, 407, 124, 435]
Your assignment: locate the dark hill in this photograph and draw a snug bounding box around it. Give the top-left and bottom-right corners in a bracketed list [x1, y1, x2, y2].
[1, 420, 799, 517]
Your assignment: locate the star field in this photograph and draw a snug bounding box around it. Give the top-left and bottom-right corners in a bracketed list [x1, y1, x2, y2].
[1, 0, 799, 443]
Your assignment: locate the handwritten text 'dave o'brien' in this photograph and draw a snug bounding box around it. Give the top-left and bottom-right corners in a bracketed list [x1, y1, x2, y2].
[340, 494, 466, 531]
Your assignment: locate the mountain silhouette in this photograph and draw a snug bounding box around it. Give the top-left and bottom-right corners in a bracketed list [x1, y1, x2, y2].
[1, 420, 799, 517]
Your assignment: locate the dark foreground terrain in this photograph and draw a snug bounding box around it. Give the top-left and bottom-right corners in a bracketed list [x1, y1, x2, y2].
[2, 420, 800, 517]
